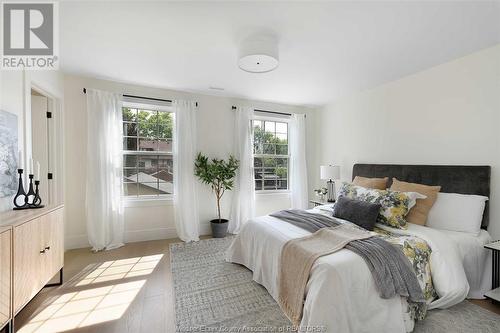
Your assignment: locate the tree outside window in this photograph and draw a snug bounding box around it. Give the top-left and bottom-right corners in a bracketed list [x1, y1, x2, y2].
[253, 120, 289, 191]
[122, 106, 174, 197]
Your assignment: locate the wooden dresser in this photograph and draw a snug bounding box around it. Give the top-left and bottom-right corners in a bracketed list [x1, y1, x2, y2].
[0, 226, 11, 333]
[0, 205, 64, 332]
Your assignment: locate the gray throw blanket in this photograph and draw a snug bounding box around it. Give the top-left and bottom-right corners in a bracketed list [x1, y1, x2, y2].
[270, 210, 426, 310]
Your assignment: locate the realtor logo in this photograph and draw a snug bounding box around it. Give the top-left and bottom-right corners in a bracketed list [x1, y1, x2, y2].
[1, 2, 58, 69]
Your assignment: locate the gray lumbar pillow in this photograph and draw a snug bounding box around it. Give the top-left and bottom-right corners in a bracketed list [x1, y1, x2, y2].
[333, 196, 381, 231]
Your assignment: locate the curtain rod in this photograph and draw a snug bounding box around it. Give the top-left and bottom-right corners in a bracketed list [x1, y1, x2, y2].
[231, 105, 292, 117]
[82, 88, 198, 107]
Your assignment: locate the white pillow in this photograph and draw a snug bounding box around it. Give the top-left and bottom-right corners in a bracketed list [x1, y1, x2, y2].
[426, 192, 488, 234]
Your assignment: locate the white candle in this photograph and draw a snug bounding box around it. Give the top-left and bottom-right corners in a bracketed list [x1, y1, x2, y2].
[18, 151, 23, 169]
[30, 158, 34, 175]
[36, 162, 40, 181]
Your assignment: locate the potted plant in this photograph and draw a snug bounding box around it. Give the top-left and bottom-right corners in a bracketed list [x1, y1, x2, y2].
[194, 153, 239, 238]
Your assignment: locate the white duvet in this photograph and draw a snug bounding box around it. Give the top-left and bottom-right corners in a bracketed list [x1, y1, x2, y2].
[226, 208, 471, 333]
[445, 229, 492, 299]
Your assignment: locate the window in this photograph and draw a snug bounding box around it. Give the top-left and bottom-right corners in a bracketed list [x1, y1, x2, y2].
[253, 119, 289, 191]
[122, 105, 174, 197]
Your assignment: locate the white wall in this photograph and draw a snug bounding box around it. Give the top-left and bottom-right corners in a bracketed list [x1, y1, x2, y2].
[0, 70, 64, 212]
[315, 45, 500, 238]
[64, 74, 316, 249]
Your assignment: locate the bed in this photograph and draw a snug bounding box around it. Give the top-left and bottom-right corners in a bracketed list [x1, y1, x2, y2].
[226, 164, 492, 333]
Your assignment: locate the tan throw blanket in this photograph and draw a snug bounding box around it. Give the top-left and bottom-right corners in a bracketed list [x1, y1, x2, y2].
[278, 224, 372, 325]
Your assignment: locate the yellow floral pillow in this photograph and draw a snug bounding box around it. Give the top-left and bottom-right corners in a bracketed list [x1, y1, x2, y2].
[338, 182, 426, 229]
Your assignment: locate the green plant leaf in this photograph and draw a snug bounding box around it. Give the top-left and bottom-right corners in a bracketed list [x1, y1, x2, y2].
[194, 153, 240, 221]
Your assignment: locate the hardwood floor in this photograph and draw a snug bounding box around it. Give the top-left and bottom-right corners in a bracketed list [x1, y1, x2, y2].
[14, 238, 185, 333]
[470, 299, 500, 316]
[12, 237, 500, 332]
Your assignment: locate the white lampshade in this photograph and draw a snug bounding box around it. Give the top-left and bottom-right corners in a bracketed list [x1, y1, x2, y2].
[320, 165, 340, 180]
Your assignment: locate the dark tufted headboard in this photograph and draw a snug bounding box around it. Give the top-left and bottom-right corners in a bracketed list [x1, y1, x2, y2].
[352, 164, 491, 228]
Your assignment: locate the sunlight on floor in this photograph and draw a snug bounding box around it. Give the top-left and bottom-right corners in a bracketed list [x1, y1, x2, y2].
[18, 254, 163, 333]
[76, 254, 164, 286]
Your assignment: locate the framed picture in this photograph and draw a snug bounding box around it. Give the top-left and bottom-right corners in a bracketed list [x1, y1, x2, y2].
[0, 109, 18, 198]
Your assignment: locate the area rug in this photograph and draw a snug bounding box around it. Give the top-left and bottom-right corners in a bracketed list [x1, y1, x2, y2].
[170, 237, 500, 333]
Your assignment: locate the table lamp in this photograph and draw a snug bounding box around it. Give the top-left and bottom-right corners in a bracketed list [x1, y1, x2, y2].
[320, 165, 340, 202]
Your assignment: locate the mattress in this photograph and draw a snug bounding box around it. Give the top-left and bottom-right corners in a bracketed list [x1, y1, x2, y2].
[227, 206, 470, 333]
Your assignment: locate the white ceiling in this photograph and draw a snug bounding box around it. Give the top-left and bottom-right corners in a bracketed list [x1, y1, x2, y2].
[60, 1, 500, 107]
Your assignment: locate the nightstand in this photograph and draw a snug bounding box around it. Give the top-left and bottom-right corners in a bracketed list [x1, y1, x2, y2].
[484, 240, 500, 303]
[309, 199, 334, 208]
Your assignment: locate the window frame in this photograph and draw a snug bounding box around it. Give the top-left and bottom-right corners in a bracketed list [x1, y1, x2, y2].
[252, 114, 291, 194]
[122, 101, 175, 201]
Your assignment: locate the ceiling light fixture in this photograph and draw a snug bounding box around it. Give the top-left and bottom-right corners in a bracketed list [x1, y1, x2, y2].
[238, 35, 279, 73]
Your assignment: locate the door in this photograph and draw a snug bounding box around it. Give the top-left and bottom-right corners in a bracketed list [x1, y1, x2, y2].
[13, 219, 42, 313]
[31, 93, 50, 205]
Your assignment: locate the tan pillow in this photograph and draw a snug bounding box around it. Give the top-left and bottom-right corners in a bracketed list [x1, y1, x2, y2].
[390, 178, 441, 226]
[352, 176, 388, 190]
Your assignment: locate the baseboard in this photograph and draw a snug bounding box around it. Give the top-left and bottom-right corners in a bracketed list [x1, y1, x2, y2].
[126, 224, 212, 242]
[200, 222, 211, 236]
[125, 227, 179, 243]
[65, 223, 213, 250]
[65, 234, 90, 250]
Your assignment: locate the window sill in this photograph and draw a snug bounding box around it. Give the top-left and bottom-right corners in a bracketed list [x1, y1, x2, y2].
[123, 196, 174, 208]
[255, 190, 291, 196]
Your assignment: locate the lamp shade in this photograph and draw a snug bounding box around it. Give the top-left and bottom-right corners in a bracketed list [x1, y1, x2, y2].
[320, 165, 340, 180]
[238, 35, 279, 73]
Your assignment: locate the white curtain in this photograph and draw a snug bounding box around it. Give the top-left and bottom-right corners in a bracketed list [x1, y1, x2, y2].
[229, 106, 255, 234]
[85, 89, 124, 251]
[173, 100, 200, 242]
[290, 113, 308, 209]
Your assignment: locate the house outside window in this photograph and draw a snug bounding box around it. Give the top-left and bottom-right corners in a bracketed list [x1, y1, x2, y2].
[253, 119, 289, 191]
[122, 104, 174, 198]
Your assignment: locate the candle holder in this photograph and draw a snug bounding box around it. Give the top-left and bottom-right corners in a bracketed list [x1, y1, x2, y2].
[25, 174, 36, 205]
[13, 169, 28, 210]
[32, 180, 44, 208]
[12, 169, 45, 210]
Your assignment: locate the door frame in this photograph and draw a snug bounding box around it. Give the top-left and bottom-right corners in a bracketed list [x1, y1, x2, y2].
[23, 72, 64, 208]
